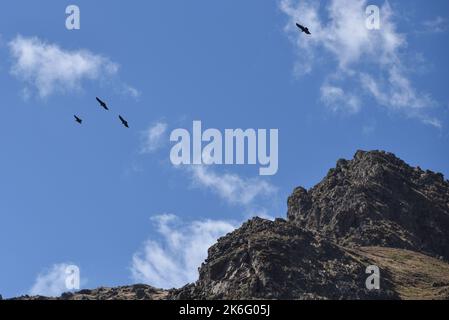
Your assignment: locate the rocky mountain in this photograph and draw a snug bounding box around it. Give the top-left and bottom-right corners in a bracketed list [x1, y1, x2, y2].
[287, 150, 449, 260]
[10, 150, 449, 300]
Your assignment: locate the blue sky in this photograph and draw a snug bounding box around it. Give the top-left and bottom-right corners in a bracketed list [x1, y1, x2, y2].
[0, 0, 448, 297]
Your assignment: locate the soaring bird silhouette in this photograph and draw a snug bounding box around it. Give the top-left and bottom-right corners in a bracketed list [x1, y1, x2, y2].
[74, 115, 83, 124]
[119, 115, 129, 128]
[96, 97, 109, 110]
[296, 23, 311, 35]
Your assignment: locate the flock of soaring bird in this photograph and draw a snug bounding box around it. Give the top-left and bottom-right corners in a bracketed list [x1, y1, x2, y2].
[72, 23, 310, 129]
[74, 97, 129, 128]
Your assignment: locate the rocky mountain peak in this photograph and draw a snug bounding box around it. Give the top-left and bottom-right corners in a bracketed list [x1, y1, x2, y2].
[288, 150, 449, 260]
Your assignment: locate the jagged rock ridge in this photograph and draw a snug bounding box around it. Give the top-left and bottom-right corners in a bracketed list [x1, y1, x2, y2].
[287, 150, 449, 260]
[10, 285, 169, 301]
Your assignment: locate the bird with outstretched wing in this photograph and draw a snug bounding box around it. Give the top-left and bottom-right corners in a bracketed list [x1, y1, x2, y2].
[296, 23, 311, 35]
[74, 115, 82, 124]
[119, 115, 129, 128]
[96, 97, 109, 110]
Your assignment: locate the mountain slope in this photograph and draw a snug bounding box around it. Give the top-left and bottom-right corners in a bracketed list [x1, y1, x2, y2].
[348, 247, 449, 300]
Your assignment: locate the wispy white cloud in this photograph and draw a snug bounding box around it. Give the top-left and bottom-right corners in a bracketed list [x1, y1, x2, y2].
[320, 84, 361, 114]
[188, 165, 277, 207]
[131, 214, 237, 289]
[360, 68, 436, 110]
[122, 84, 141, 99]
[140, 122, 168, 154]
[422, 16, 448, 34]
[280, 0, 404, 73]
[9, 35, 138, 99]
[422, 118, 442, 129]
[280, 0, 440, 127]
[29, 263, 84, 297]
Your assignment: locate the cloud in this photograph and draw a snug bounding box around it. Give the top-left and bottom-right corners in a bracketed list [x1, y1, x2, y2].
[9, 35, 137, 99]
[422, 118, 442, 129]
[280, 0, 440, 126]
[188, 165, 277, 207]
[280, 0, 404, 71]
[140, 122, 168, 154]
[320, 84, 361, 114]
[131, 214, 237, 289]
[29, 263, 83, 297]
[122, 85, 141, 99]
[360, 68, 436, 110]
[422, 16, 448, 34]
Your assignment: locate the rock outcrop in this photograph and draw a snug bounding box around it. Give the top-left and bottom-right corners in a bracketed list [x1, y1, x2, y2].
[288, 150, 449, 260]
[172, 218, 398, 300]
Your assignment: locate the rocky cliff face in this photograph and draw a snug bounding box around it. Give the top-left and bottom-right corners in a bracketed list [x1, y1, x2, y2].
[287, 150, 449, 261]
[11, 150, 449, 300]
[172, 218, 398, 300]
